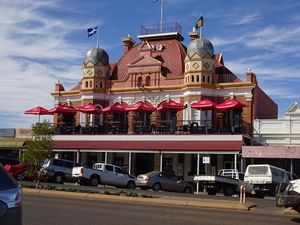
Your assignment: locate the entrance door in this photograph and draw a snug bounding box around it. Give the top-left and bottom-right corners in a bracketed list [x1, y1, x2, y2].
[135, 153, 154, 176]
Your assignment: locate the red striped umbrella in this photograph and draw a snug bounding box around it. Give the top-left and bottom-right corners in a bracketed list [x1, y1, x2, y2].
[191, 99, 216, 110]
[216, 99, 246, 112]
[24, 106, 50, 122]
[76, 103, 102, 114]
[48, 104, 77, 114]
[126, 101, 156, 112]
[157, 100, 186, 112]
[102, 102, 129, 113]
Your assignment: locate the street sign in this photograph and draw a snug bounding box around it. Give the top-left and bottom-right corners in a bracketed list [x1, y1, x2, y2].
[202, 156, 210, 164]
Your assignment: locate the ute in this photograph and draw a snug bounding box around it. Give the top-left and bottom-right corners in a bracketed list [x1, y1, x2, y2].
[72, 163, 136, 189]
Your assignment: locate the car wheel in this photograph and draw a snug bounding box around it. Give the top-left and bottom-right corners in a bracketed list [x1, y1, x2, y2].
[127, 181, 135, 189]
[152, 183, 161, 191]
[207, 188, 217, 195]
[183, 187, 192, 193]
[53, 173, 64, 184]
[16, 172, 25, 181]
[90, 176, 100, 186]
[223, 186, 234, 196]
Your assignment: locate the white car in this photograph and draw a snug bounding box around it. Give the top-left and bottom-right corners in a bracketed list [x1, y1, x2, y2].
[72, 163, 136, 189]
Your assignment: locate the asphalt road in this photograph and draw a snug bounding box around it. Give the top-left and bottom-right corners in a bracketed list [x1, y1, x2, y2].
[20, 181, 277, 210]
[23, 194, 298, 225]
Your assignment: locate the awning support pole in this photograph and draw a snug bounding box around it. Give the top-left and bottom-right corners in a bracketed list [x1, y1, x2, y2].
[234, 154, 237, 171]
[76, 149, 80, 163]
[128, 152, 132, 175]
[196, 153, 200, 194]
[291, 159, 293, 174]
[160, 152, 163, 172]
[105, 152, 108, 164]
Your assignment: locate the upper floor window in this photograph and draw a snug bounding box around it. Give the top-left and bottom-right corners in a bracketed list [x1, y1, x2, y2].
[137, 76, 143, 87]
[85, 81, 88, 88]
[202, 76, 205, 83]
[191, 75, 194, 82]
[207, 76, 211, 83]
[146, 76, 151, 86]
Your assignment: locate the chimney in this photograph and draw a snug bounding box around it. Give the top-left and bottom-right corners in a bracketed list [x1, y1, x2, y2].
[189, 28, 199, 40]
[122, 35, 135, 54]
[246, 68, 257, 85]
[55, 80, 65, 92]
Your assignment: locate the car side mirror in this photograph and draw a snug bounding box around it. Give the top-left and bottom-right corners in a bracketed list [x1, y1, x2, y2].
[0, 201, 8, 219]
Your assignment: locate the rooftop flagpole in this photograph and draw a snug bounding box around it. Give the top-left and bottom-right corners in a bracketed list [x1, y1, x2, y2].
[200, 12, 203, 38]
[160, 0, 164, 32]
[96, 25, 100, 48]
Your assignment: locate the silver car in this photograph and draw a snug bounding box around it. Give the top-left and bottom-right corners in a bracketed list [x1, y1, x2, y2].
[136, 171, 193, 193]
[0, 164, 22, 225]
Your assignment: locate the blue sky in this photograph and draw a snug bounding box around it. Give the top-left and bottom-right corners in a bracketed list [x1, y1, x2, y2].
[1, 0, 300, 128]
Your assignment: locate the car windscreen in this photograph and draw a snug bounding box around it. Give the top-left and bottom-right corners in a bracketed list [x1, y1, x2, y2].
[0, 166, 18, 190]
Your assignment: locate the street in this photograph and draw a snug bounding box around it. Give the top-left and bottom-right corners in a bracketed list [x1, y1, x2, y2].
[23, 194, 299, 225]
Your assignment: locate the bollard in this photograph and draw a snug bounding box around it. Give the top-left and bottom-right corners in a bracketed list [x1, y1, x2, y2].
[240, 185, 246, 204]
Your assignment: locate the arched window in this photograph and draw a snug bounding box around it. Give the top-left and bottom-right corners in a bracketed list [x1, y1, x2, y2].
[85, 81, 88, 88]
[137, 76, 143, 87]
[191, 75, 194, 82]
[202, 76, 205, 83]
[207, 76, 211, 83]
[100, 82, 103, 88]
[89, 81, 93, 87]
[145, 76, 151, 86]
[197, 75, 200, 82]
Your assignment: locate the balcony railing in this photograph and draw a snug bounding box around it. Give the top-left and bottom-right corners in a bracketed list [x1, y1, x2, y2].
[52, 119, 250, 136]
[140, 22, 182, 35]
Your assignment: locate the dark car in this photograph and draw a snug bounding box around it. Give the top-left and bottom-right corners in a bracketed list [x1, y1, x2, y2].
[0, 156, 19, 166]
[136, 171, 193, 193]
[0, 164, 22, 225]
[40, 158, 81, 183]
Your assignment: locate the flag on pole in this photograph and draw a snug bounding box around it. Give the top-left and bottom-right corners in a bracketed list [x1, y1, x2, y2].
[195, 16, 204, 29]
[87, 26, 98, 37]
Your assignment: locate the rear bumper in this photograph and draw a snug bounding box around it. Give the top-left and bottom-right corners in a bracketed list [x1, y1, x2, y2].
[136, 181, 151, 188]
[276, 194, 300, 208]
[0, 206, 22, 225]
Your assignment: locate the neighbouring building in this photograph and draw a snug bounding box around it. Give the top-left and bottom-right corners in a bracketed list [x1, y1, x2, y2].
[243, 102, 300, 175]
[47, 22, 277, 180]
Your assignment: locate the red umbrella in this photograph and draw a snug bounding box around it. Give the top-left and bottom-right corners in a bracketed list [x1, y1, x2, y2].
[102, 102, 128, 113]
[76, 103, 102, 114]
[24, 106, 50, 122]
[191, 99, 216, 110]
[48, 104, 77, 114]
[157, 100, 186, 112]
[216, 99, 246, 112]
[126, 101, 156, 112]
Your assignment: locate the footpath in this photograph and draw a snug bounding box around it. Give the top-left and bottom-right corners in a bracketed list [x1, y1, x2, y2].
[23, 188, 256, 211]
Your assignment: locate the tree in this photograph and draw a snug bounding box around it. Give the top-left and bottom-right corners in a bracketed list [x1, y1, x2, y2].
[22, 121, 55, 188]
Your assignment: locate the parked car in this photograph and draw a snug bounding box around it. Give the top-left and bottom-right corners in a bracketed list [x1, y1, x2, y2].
[0, 156, 19, 166]
[0, 164, 22, 225]
[244, 164, 297, 196]
[276, 179, 300, 213]
[72, 163, 136, 188]
[136, 171, 193, 193]
[40, 158, 81, 183]
[4, 164, 28, 181]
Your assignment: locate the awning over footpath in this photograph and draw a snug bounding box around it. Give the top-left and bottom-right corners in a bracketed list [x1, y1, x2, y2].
[53, 140, 242, 152]
[0, 138, 27, 148]
[242, 146, 300, 159]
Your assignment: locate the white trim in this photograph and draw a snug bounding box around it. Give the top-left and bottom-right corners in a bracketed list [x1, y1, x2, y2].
[53, 134, 243, 141]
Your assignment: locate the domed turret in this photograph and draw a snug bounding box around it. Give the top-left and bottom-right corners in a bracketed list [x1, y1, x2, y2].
[85, 47, 109, 65]
[187, 38, 214, 58]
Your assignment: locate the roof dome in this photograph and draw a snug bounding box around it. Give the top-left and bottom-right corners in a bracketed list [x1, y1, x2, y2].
[187, 38, 214, 58]
[85, 47, 109, 65]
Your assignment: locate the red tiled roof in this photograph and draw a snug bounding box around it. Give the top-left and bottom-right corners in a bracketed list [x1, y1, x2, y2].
[70, 83, 81, 91]
[53, 140, 241, 151]
[110, 39, 187, 80]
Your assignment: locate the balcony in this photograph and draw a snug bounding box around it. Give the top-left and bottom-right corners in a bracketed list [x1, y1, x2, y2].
[52, 120, 251, 136]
